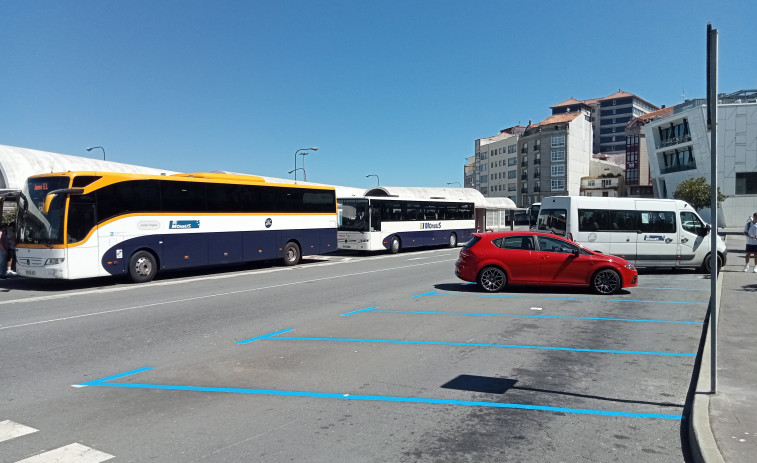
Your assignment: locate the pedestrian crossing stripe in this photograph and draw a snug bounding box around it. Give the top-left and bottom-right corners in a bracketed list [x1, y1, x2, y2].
[15, 443, 114, 463]
[0, 420, 38, 444]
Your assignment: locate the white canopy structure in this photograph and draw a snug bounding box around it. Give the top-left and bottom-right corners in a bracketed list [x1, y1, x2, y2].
[0, 144, 178, 193]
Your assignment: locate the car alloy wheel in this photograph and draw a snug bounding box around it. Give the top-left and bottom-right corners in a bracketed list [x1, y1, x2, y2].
[592, 268, 620, 295]
[478, 266, 506, 292]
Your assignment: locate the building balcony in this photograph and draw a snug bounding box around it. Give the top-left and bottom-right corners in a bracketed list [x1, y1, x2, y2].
[533, 173, 540, 178]
[533, 158, 540, 165]
[657, 134, 692, 149]
[521, 188, 528, 193]
[521, 161, 528, 167]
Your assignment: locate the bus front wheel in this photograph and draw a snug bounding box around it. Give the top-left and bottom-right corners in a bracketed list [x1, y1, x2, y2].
[283, 242, 301, 266]
[129, 250, 157, 283]
[389, 236, 400, 254]
[449, 233, 458, 248]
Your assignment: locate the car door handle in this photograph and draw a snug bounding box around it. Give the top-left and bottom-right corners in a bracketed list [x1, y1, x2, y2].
[681, 237, 688, 243]
[665, 238, 673, 243]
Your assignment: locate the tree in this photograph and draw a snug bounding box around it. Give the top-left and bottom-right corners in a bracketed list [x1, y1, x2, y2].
[672, 177, 727, 211]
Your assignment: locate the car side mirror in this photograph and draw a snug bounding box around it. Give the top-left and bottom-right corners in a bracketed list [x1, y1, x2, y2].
[571, 249, 580, 257]
[698, 224, 711, 237]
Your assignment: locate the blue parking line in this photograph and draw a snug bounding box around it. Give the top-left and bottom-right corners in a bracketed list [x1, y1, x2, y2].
[249, 331, 694, 357]
[341, 307, 377, 317]
[413, 290, 439, 298]
[79, 367, 682, 420]
[364, 309, 702, 325]
[237, 328, 295, 345]
[419, 293, 706, 305]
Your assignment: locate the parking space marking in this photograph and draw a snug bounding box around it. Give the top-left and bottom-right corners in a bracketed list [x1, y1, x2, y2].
[339, 307, 702, 324]
[15, 443, 114, 463]
[78, 367, 682, 420]
[415, 292, 707, 305]
[236, 329, 695, 356]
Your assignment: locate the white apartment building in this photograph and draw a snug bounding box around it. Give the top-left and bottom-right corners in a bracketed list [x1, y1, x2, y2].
[471, 126, 525, 202]
[645, 89, 757, 226]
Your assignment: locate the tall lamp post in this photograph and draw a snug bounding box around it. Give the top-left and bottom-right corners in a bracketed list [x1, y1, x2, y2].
[288, 168, 306, 181]
[293, 147, 318, 183]
[86, 145, 105, 160]
[447, 182, 461, 187]
[366, 174, 380, 186]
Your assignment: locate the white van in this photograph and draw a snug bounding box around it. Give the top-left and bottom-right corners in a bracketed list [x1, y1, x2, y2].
[536, 196, 727, 272]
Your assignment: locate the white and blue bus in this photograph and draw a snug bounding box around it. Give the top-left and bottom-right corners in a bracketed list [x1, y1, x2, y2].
[16, 171, 337, 282]
[337, 196, 475, 253]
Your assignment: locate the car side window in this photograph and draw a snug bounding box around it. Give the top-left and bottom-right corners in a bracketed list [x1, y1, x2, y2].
[538, 236, 578, 254]
[498, 236, 534, 250]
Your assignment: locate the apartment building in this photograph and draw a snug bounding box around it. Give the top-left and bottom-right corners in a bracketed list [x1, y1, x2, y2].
[517, 112, 593, 207]
[551, 90, 659, 155]
[624, 106, 674, 197]
[644, 89, 757, 226]
[471, 126, 525, 201]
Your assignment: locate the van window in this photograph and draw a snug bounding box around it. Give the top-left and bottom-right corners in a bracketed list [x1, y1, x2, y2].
[609, 210, 637, 231]
[578, 209, 610, 231]
[537, 208, 567, 236]
[639, 211, 676, 233]
[681, 211, 705, 235]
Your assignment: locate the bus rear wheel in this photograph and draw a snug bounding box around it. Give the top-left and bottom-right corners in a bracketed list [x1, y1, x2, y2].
[129, 250, 157, 283]
[283, 242, 301, 266]
[449, 232, 458, 248]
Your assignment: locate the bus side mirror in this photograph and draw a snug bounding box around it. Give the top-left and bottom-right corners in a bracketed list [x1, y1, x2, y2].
[42, 193, 57, 214]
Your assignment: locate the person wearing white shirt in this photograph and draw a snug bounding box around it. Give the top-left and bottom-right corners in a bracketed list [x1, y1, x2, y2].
[745, 213, 757, 272]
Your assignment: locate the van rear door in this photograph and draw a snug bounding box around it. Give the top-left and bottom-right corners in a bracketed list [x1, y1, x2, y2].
[635, 200, 678, 267]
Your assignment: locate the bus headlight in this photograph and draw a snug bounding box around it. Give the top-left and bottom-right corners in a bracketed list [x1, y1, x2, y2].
[45, 258, 65, 266]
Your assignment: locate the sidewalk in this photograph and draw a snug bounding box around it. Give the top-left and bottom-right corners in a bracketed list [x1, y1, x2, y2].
[691, 230, 757, 463]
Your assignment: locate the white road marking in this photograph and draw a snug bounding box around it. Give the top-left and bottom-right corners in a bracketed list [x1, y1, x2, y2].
[16, 443, 114, 463]
[1, 258, 454, 331]
[0, 420, 38, 443]
[0, 249, 459, 306]
[530, 307, 543, 311]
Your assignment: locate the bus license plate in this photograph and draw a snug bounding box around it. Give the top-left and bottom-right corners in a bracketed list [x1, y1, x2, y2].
[24, 270, 36, 276]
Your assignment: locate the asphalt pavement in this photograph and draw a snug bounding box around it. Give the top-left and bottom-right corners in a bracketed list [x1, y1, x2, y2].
[691, 229, 757, 463]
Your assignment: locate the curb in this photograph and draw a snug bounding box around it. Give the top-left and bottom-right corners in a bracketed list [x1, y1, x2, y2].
[688, 259, 725, 463]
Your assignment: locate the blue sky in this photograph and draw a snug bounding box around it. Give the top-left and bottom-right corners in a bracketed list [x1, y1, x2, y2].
[2, 1, 755, 188]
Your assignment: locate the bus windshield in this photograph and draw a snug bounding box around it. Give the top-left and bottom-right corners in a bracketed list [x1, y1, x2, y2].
[338, 198, 369, 232]
[18, 176, 70, 246]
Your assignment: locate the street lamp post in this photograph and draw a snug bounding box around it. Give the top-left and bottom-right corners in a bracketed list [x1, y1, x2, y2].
[86, 146, 105, 160]
[293, 147, 318, 183]
[447, 182, 462, 187]
[366, 174, 380, 186]
[288, 168, 306, 180]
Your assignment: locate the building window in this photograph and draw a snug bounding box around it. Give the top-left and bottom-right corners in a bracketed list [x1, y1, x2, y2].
[551, 150, 566, 162]
[551, 135, 565, 147]
[508, 170, 517, 179]
[736, 172, 757, 195]
[551, 165, 565, 177]
[508, 144, 516, 154]
[551, 178, 566, 191]
[508, 157, 517, 166]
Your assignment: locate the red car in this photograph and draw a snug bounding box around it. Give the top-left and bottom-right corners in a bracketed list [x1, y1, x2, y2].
[455, 231, 638, 294]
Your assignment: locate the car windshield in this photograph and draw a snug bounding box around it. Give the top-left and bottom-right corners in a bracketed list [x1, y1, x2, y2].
[18, 176, 71, 246]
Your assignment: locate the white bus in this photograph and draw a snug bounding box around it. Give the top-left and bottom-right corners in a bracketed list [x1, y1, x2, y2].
[337, 196, 475, 253]
[536, 196, 726, 272]
[16, 171, 337, 282]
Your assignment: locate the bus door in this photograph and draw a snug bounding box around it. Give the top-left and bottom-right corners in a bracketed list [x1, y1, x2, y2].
[635, 201, 678, 267]
[607, 209, 638, 263]
[67, 194, 99, 278]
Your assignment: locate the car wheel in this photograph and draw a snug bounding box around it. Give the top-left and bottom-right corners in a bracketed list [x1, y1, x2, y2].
[283, 242, 301, 266]
[129, 250, 158, 283]
[449, 233, 457, 248]
[389, 236, 400, 254]
[477, 266, 507, 292]
[702, 253, 723, 274]
[591, 268, 621, 295]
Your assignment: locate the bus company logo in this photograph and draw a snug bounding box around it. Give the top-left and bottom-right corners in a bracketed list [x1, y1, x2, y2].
[644, 235, 665, 241]
[169, 220, 200, 230]
[420, 222, 442, 230]
[265, 218, 273, 228]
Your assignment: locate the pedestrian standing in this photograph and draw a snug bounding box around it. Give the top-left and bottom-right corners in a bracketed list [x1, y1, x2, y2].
[745, 213, 757, 272]
[0, 223, 8, 279]
[6, 221, 16, 275]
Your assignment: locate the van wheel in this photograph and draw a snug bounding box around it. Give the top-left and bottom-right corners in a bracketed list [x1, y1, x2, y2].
[449, 233, 458, 248]
[702, 253, 722, 274]
[389, 236, 400, 254]
[283, 242, 301, 266]
[129, 250, 158, 283]
[591, 268, 621, 295]
[478, 266, 506, 292]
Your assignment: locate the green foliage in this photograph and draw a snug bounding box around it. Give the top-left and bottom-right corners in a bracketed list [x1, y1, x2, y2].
[672, 177, 727, 211]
